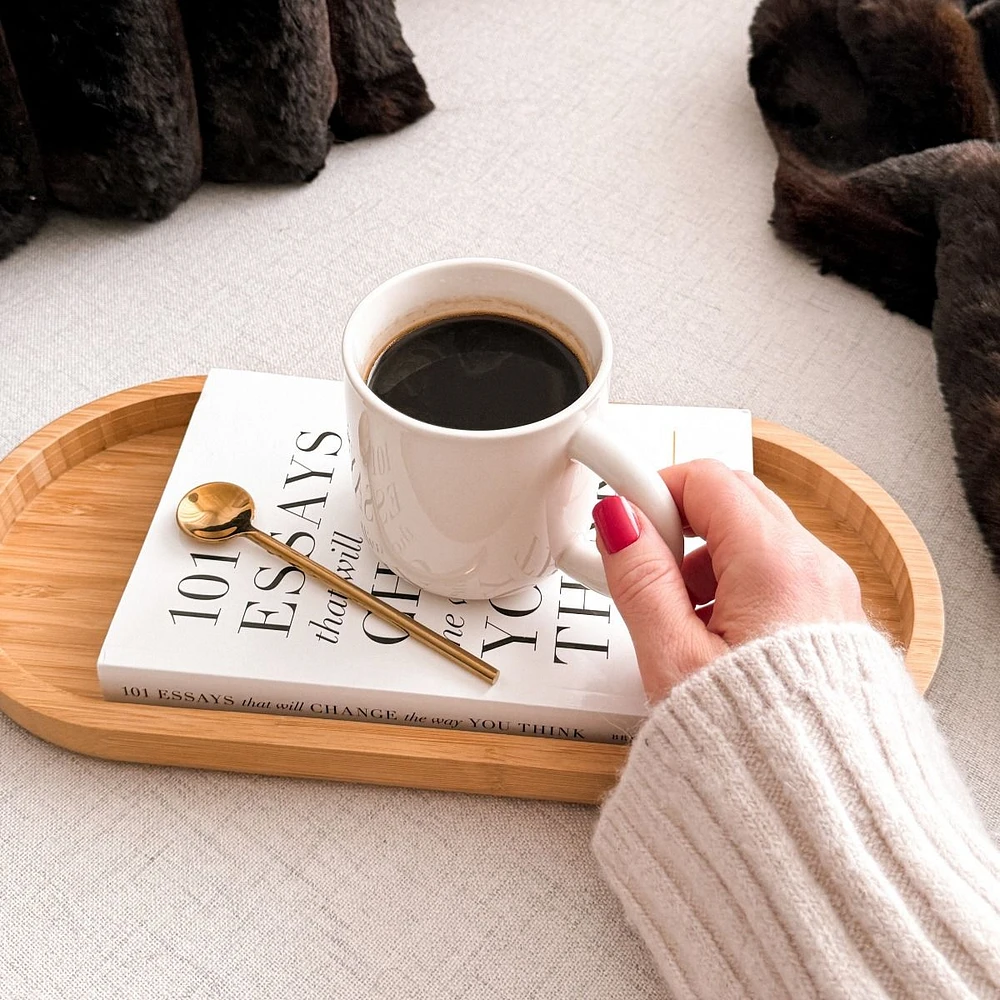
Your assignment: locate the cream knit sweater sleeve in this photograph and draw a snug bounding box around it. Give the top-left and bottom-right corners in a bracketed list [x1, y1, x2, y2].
[593, 624, 1000, 999]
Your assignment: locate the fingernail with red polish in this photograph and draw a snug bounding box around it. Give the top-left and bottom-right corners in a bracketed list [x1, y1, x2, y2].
[593, 495, 640, 554]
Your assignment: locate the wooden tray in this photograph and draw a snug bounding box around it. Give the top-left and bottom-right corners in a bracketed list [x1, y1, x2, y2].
[0, 377, 943, 803]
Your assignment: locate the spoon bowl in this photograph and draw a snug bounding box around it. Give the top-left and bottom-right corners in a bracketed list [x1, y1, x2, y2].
[177, 482, 254, 540]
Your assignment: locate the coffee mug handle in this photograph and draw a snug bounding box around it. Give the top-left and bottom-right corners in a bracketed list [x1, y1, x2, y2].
[557, 419, 685, 596]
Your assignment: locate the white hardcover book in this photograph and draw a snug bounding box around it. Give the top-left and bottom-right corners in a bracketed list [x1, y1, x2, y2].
[97, 369, 752, 744]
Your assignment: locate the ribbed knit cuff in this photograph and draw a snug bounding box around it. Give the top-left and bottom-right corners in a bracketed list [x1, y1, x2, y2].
[593, 624, 1000, 1000]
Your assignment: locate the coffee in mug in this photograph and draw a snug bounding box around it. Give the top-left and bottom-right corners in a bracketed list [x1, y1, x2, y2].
[366, 313, 590, 431]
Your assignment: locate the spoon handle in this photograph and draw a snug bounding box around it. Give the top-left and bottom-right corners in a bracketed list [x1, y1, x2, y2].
[244, 529, 498, 686]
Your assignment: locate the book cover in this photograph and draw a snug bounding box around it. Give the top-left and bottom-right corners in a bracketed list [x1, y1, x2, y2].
[97, 369, 752, 744]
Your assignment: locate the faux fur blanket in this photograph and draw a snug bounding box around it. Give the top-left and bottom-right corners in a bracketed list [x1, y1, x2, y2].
[0, 0, 432, 257]
[749, 0, 1000, 572]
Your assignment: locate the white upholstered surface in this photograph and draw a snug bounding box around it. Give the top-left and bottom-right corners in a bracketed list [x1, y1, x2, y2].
[2, 0, 999, 996]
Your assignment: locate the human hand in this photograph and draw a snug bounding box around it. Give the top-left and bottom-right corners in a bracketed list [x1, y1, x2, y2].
[593, 460, 867, 702]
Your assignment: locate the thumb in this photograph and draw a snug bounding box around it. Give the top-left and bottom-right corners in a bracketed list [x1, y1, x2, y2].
[593, 495, 724, 699]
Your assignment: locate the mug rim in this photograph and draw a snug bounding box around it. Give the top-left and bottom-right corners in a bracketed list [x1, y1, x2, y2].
[341, 257, 613, 440]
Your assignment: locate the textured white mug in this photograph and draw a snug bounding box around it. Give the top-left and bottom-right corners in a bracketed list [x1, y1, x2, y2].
[342, 258, 684, 600]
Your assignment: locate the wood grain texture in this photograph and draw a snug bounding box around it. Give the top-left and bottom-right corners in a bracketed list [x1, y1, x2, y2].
[0, 378, 944, 803]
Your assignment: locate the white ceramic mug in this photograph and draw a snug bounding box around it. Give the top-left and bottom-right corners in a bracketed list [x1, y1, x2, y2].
[341, 258, 684, 600]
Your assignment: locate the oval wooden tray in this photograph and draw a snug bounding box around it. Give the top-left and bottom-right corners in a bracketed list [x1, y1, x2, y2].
[0, 377, 943, 803]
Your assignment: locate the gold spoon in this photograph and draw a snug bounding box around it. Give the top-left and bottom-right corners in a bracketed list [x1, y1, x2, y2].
[175, 482, 498, 686]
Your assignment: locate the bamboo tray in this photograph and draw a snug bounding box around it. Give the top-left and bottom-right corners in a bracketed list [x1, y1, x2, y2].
[0, 377, 943, 804]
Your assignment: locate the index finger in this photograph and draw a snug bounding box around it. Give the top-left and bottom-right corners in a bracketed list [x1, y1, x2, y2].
[659, 460, 780, 550]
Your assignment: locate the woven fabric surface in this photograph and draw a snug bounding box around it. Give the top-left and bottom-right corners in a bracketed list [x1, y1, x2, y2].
[2, 0, 998, 996]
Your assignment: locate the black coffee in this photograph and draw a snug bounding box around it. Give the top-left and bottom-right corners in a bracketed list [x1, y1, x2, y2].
[367, 313, 590, 431]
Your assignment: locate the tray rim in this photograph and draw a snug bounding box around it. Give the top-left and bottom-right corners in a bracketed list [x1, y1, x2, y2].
[0, 376, 944, 802]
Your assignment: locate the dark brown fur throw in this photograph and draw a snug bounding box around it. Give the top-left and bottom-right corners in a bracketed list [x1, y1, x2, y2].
[0, 0, 431, 247]
[0, 24, 46, 256]
[973, 0, 1000, 98]
[0, 0, 202, 220]
[749, 0, 1000, 571]
[179, 0, 336, 183]
[326, 0, 434, 140]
